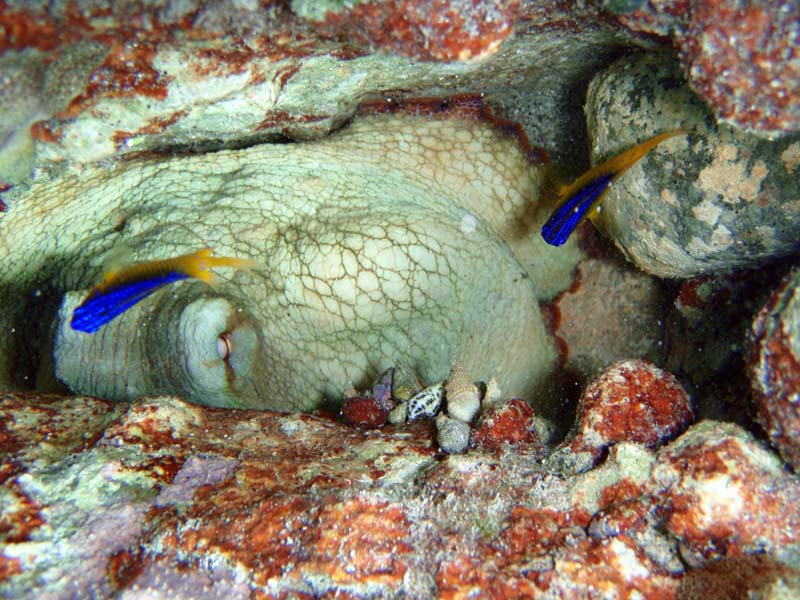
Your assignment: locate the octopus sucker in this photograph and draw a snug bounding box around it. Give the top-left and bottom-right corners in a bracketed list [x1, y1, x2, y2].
[0, 108, 571, 411]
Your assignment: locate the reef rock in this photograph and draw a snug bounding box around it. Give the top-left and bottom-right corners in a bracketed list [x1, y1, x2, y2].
[565, 359, 693, 465]
[472, 398, 543, 451]
[5, 392, 800, 599]
[750, 268, 800, 472]
[618, 0, 799, 135]
[649, 420, 800, 567]
[1, 2, 799, 597]
[0, 0, 634, 180]
[587, 52, 800, 278]
[549, 253, 672, 384]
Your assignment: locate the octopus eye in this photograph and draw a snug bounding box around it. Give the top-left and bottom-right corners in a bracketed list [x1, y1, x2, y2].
[217, 331, 233, 361]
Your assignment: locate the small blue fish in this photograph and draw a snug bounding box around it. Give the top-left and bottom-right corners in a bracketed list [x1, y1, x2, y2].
[71, 248, 257, 333]
[541, 130, 685, 246]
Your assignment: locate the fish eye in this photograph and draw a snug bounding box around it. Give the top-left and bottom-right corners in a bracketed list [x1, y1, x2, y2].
[217, 331, 233, 360]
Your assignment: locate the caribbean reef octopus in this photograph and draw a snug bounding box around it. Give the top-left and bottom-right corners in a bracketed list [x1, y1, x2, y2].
[0, 111, 570, 411]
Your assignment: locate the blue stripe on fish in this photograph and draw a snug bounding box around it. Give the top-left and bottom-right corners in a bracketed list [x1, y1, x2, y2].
[70, 271, 188, 333]
[541, 172, 614, 247]
[70, 248, 258, 334]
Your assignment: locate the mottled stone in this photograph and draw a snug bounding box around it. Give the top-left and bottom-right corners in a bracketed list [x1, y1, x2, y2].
[387, 400, 409, 424]
[0, 0, 633, 173]
[567, 442, 657, 519]
[0, 393, 439, 598]
[117, 558, 252, 600]
[588, 52, 800, 278]
[547, 535, 678, 598]
[749, 268, 800, 471]
[616, 0, 686, 37]
[649, 420, 800, 566]
[668, 268, 782, 383]
[665, 264, 791, 427]
[6, 393, 800, 598]
[342, 395, 390, 429]
[435, 413, 472, 454]
[567, 359, 693, 463]
[472, 398, 542, 451]
[436, 443, 677, 597]
[678, 0, 799, 135]
[677, 554, 800, 600]
[616, 0, 799, 135]
[295, 0, 518, 61]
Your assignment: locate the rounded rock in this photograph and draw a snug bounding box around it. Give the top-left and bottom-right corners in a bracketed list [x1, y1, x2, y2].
[552, 256, 671, 382]
[677, 0, 799, 134]
[387, 401, 409, 424]
[472, 399, 542, 451]
[586, 52, 800, 278]
[568, 359, 693, 461]
[435, 414, 472, 454]
[342, 395, 389, 429]
[619, 1, 799, 134]
[649, 421, 800, 566]
[749, 268, 800, 471]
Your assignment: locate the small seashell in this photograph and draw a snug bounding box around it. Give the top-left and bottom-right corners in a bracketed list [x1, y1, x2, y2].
[436, 414, 471, 454]
[445, 362, 481, 423]
[393, 361, 425, 395]
[482, 377, 503, 408]
[388, 400, 409, 424]
[371, 367, 396, 412]
[407, 382, 444, 420]
[342, 384, 359, 400]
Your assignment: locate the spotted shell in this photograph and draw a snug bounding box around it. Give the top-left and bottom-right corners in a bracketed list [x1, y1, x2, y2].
[407, 382, 444, 421]
[445, 362, 481, 423]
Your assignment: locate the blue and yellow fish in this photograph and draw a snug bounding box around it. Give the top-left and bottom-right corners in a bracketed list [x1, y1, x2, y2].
[71, 248, 257, 333]
[541, 130, 685, 246]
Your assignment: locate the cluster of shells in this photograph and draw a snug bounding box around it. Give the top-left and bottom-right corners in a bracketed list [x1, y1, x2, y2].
[389, 363, 503, 453]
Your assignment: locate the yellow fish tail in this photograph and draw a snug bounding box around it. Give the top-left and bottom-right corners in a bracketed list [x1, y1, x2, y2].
[181, 248, 259, 286]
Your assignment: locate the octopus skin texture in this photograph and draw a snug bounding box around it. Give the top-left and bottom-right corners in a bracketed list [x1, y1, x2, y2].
[0, 113, 561, 411]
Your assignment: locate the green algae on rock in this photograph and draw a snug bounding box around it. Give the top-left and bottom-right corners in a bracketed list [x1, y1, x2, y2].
[0, 113, 565, 411]
[586, 53, 800, 279]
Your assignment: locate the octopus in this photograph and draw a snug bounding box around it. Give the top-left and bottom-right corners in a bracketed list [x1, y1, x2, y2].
[0, 109, 581, 411]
